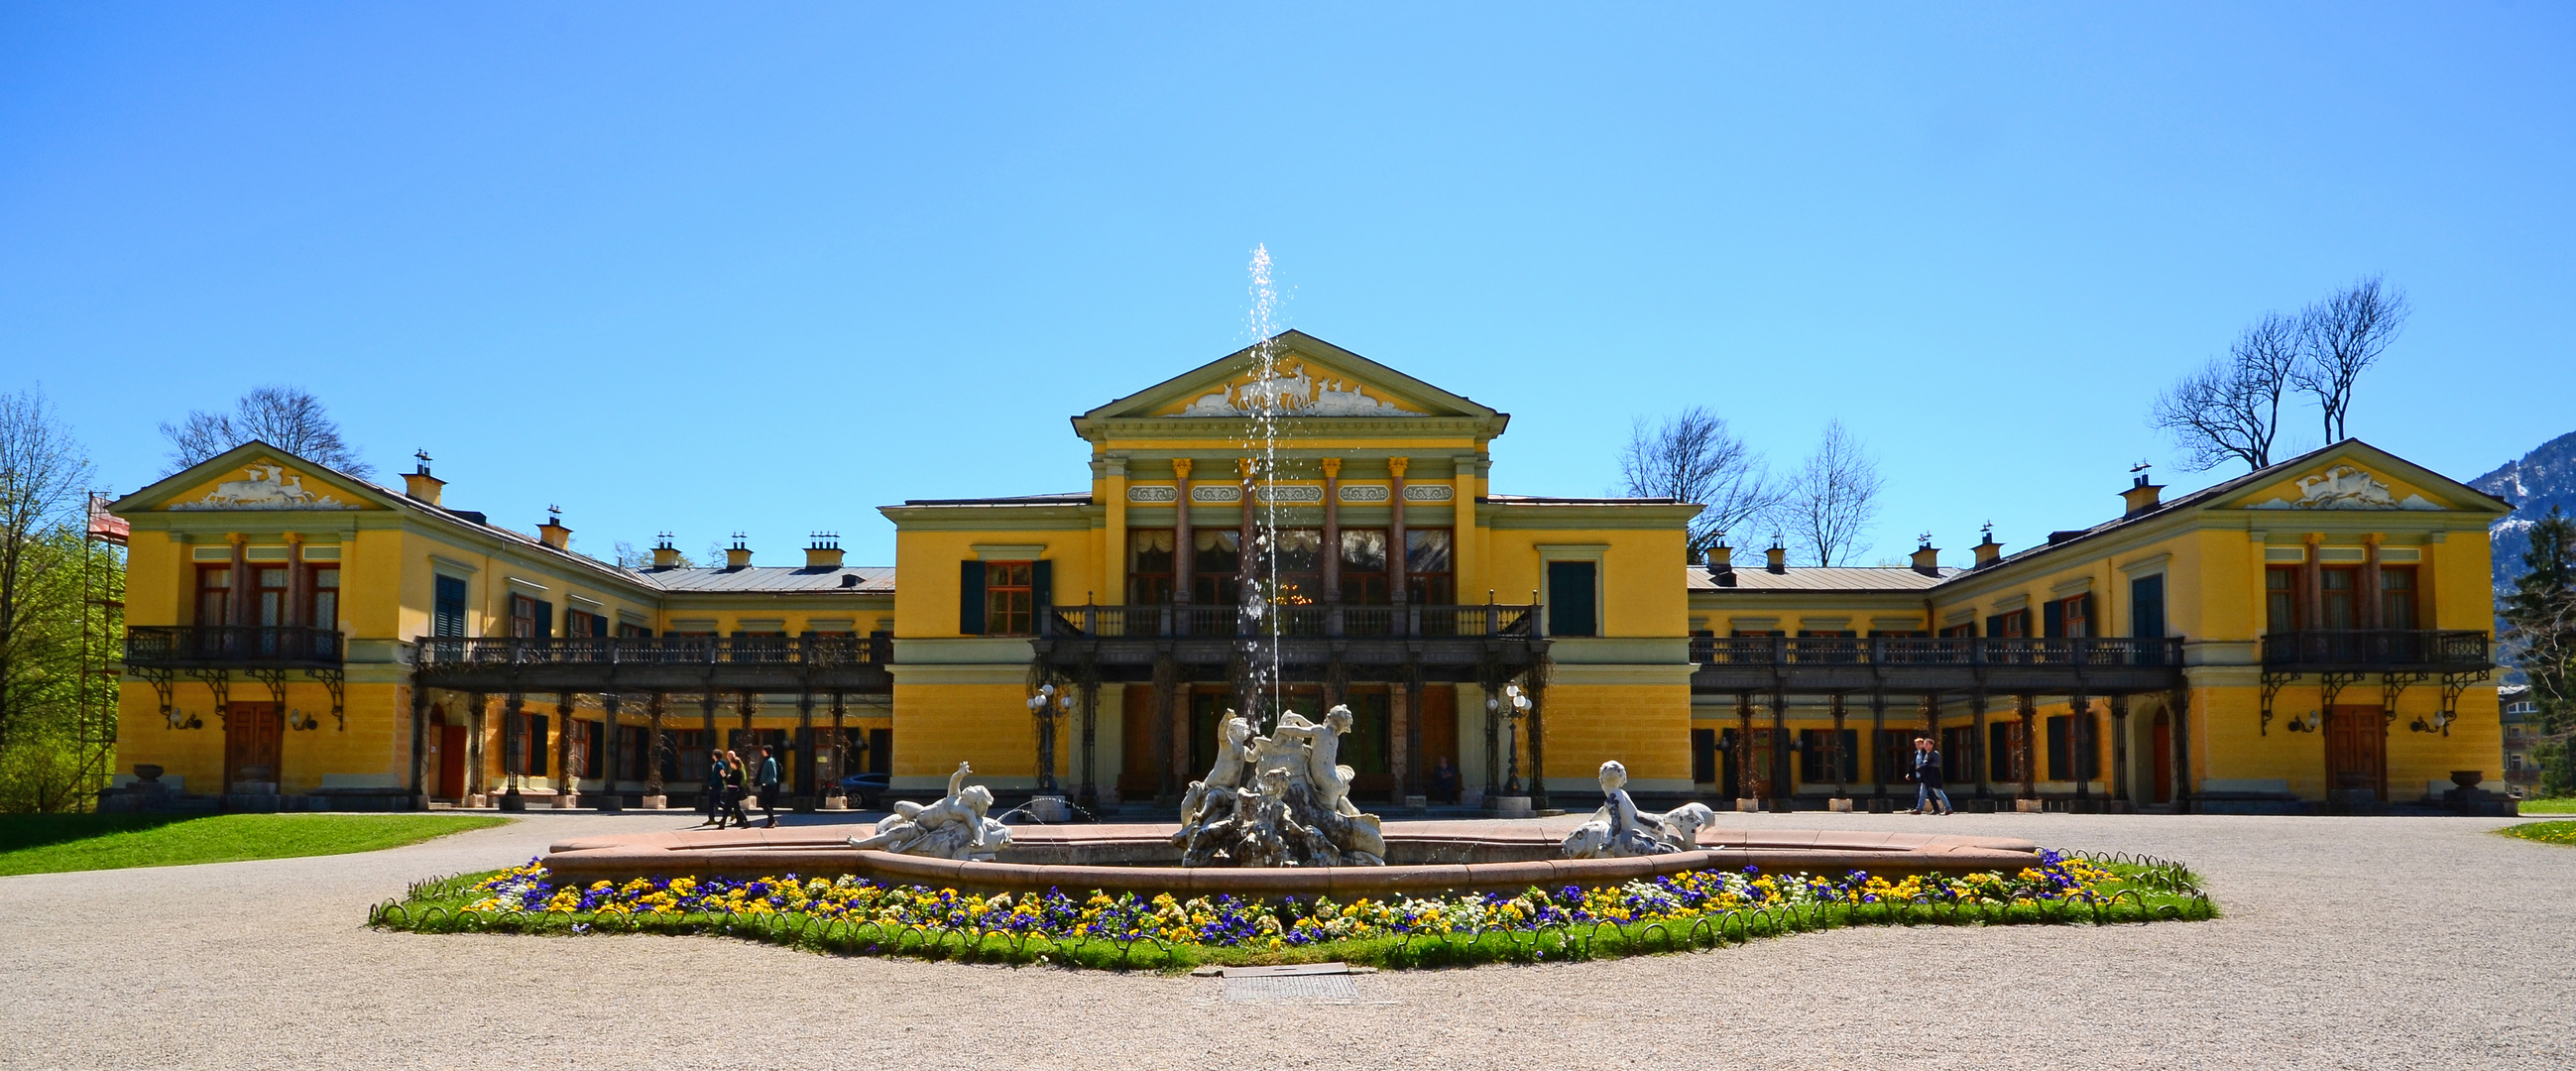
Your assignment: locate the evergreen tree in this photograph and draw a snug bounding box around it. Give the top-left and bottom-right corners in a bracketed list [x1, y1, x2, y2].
[2502, 506, 2576, 736]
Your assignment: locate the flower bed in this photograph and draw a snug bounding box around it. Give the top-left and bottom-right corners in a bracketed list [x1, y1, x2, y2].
[369, 849, 2213, 971]
[2500, 820, 2576, 846]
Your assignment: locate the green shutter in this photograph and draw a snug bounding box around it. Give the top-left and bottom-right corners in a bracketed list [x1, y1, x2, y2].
[959, 560, 986, 635]
[1546, 560, 1597, 638]
[2043, 600, 2064, 639]
[534, 600, 553, 639]
[1031, 559, 1054, 626]
[1985, 614, 2004, 639]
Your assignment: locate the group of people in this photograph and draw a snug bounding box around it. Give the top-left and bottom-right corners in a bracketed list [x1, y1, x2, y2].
[698, 746, 782, 829]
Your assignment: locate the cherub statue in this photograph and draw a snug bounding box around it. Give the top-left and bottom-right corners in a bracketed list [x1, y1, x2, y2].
[851, 761, 1012, 861]
[1561, 760, 1717, 859]
[1261, 706, 1360, 817]
[1172, 715, 1256, 845]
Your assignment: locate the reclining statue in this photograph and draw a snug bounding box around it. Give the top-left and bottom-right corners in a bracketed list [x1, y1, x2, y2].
[851, 761, 1013, 862]
[1561, 760, 1718, 859]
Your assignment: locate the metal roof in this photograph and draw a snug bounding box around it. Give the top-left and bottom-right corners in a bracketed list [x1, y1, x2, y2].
[896, 492, 1093, 507]
[1694, 565, 1957, 592]
[634, 564, 895, 594]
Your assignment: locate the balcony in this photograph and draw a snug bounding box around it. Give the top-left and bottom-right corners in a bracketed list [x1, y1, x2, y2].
[2260, 630, 2490, 673]
[125, 626, 343, 670]
[1689, 635, 2185, 696]
[410, 635, 892, 694]
[1032, 603, 1546, 681]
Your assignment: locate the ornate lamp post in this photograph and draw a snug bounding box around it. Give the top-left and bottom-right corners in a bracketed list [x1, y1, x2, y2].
[1491, 683, 1531, 794]
[1028, 683, 1074, 793]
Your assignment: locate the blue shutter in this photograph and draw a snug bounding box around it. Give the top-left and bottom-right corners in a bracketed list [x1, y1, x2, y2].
[959, 560, 986, 635]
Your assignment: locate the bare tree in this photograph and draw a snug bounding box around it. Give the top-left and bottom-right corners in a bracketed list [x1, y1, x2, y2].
[2292, 275, 2409, 443]
[1782, 418, 1883, 567]
[0, 389, 94, 759]
[2152, 311, 2300, 472]
[160, 386, 373, 477]
[1618, 407, 1778, 561]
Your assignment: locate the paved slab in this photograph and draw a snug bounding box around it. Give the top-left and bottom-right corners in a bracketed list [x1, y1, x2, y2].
[2, 810, 2567, 1070]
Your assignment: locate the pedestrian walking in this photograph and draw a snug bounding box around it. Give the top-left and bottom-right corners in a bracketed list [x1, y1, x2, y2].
[722, 749, 752, 828]
[754, 745, 782, 828]
[699, 750, 729, 826]
[1908, 736, 1954, 815]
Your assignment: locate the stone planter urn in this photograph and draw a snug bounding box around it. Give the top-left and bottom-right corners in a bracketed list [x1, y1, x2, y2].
[2450, 771, 2484, 790]
[133, 765, 164, 783]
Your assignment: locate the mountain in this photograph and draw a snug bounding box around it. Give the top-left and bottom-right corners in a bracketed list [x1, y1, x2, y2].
[2472, 430, 2576, 597]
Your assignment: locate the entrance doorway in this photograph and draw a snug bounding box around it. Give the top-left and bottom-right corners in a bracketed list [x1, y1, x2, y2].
[2324, 706, 2387, 802]
[439, 723, 469, 799]
[225, 702, 283, 790]
[2150, 711, 2172, 805]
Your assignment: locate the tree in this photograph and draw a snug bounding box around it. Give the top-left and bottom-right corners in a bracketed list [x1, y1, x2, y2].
[2503, 507, 2576, 731]
[1782, 419, 1883, 567]
[1617, 407, 1778, 562]
[2291, 275, 2408, 444]
[2153, 311, 2300, 472]
[0, 389, 112, 811]
[160, 386, 373, 477]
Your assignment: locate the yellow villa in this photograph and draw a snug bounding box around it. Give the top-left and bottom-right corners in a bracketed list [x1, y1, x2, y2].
[107, 330, 2512, 816]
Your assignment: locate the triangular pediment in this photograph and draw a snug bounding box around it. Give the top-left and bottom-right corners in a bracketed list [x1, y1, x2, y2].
[1080, 331, 1500, 424]
[114, 442, 392, 515]
[2208, 440, 2509, 516]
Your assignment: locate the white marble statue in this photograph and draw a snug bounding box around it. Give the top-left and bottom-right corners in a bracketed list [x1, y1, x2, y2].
[850, 761, 1013, 862]
[1561, 760, 1718, 859]
[1175, 706, 1384, 867]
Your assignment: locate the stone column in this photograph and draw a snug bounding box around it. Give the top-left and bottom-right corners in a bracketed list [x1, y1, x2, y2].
[2110, 693, 2131, 806]
[1737, 691, 1757, 804]
[408, 682, 431, 809]
[1103, 453, 1128, 605]
[286, 536, 307, 628]
[597, 691, 624, 810]
[1400, 668, 1424, 798]
[2017, 694, 2039, 799]
[500, 691, 526, 810]
[1869, 687, 1888, 804]
[228, 537, 251, 628]
[1321, 458, 1343, 619]
[466, 692, 488, 802]
[825, 691, 848, 807]
[1768, 682, 1789, 812]
[1078, 673, 1101, 811]
[644, 692, 668, 806]
[2072, 691, 2093, 803]
[795, 689, 817, 810]
[1828, 693, 1848, 799]
[1388, 457, 1410, 615]
[553, 693, 578, 807]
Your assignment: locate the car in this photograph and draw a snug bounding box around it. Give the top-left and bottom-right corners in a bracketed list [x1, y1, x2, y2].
[837, 772, 890, 808]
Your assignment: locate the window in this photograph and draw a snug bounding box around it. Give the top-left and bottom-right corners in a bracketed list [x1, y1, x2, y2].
[1986, 610, 2028, 639]
[510, 595, 552, 638]
[1798, 729, 1859, 782]
[616, 623, 652, 639]
[2320, 568, 2358, 631]
[2380, 566, 2417, 630]
[1260, 529, 1326, 606]
[304, 566, 339, 631]
[432, 575, 466, 638]
[985, 561, 1035, 636]
[1406, 529, 1455, 605]
[255, 567, 290, 627]
[2045, 715, 2100, 781]
[581, 720, 603, 779]
[1127, 530, 1174, 604]
[1939, 622, 1975, 639]
[1192, 532, 1240, 608]
[2043, 595, 2088, 639]
[565, 609, 607, 638]
[1339, 530, 1389, 605]
[2266, 566, 2300, 633]
[1546, 560, 1598, 637]
[1988, 720, 2024, 782]
[524, 713, 549, 776]
[2130, 574, 2166, 639]
[197, 565, 233, 627]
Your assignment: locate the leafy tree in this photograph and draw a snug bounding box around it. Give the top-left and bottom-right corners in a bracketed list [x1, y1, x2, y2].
[159, 386, 373, 477]
[1617, 407, 1777, 563]
[0, 389, 117, 812]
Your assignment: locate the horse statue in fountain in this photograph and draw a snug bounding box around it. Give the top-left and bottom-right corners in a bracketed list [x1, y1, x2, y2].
[1561, 760, 1717, 859]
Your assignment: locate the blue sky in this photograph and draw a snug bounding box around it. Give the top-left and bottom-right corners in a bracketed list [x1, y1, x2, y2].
[3, 4, 2569, 567]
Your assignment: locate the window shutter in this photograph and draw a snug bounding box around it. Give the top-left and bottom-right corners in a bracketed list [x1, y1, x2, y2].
[2042, 600, 2064, 639]
[1985, 614, 2004, 639]
[534, 600, 553, 639]
[1546, 560, 1597, 638]
[1031, 559, 1054, 623]
[958, 560, 986, 635]
[2074, 594, 2093, 638]
[2130, 575, 2166, 639]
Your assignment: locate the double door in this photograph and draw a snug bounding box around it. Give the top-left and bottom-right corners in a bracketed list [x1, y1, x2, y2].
[2324, 705, 2387, 801]
[225, 702, 283, 790]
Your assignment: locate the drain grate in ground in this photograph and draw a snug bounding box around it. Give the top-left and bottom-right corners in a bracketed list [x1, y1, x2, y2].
[1222, 974, 1362, 1001]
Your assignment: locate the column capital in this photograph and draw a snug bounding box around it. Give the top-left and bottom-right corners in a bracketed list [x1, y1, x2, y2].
[1171, 457, 1194, 481]
[1321, 457, 1343, 480]
[1387, 456, 1410, 479]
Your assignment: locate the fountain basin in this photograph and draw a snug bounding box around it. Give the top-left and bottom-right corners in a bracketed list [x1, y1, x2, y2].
[539, 819, 2042, 899]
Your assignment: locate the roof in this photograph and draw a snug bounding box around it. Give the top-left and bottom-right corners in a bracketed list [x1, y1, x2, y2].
[1486, 494, 1683, 506]
[637, 564, 894, 594]
[897, 492, 1093, 508]
[1693, 565, 1958, 592]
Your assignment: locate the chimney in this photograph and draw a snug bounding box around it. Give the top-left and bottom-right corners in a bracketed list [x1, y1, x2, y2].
[403, 450, 444, 507]
[725, 534, 753, 569]
[1705, 536, 1737, 587]
[1911, 534, 1941, 576]
[2122, 472, 2166, 518]
[650, 532, 681, 568]
[536, 506, 571, 550]
[1972, 524, 2004, 568]
[806, 532, 845, 569]
[1765, 536, 1787, 574]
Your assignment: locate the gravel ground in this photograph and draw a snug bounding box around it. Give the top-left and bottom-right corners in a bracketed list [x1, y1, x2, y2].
[2, 809, 2568, 1071]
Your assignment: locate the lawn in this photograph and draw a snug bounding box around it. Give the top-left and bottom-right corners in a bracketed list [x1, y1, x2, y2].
[0, 813, 512, 877]
[2499, 820, 2576, 846]
[2515, 797, 2576, 814]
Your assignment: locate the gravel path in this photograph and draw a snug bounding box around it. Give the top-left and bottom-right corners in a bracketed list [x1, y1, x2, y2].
[2, 810, 2567, 1070]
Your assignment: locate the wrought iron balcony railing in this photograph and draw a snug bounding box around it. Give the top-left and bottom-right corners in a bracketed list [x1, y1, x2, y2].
[1042, 603, 1541, 641]
[412, 634, 890, 669]
[1688, 635, 2181, 669]
[125, 626, 344, 669]
[2260, 630, 2489, 671]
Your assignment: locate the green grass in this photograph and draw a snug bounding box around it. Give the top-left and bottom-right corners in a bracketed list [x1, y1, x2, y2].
[370, 861, 2215, 973]
[0, 813, 512, 877]
[2499, 820, 2576, 846]
[2515, 797, 2576, 814]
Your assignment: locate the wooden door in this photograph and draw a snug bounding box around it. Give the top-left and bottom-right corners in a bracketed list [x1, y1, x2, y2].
[2150, 712, 2172, 804]
[2325, 706, 2386, 800]
[1744, 729, 1773, 797]
[225, 702, 283, 790]
[1118, 684, 1158, 795]
[439, 725, 468, 799]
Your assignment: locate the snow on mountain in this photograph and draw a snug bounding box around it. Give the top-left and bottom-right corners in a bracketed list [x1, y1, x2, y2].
[2473, 430, 2576, 595]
